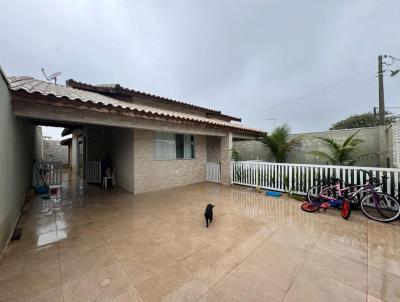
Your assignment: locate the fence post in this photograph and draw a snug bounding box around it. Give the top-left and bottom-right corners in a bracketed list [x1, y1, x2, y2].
[230, 161, 234, 185]
[256, 162, 259, 187]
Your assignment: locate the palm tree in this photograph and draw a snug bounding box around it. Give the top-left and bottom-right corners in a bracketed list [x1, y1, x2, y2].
[262, 124, 301, 163]
[308, 130, 375, 165]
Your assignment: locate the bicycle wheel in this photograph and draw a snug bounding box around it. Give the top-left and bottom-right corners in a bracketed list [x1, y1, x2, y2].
[307, 185, 334, 203]
[301, 202, 320, 213]
[341, 199, 351, 220]
[360, 193, 400, 223]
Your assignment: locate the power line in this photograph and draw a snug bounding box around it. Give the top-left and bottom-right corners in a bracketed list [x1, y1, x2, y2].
[301, 69, 374, 94]
[268, 73, 379, 109]
[241, 69, 378, 119]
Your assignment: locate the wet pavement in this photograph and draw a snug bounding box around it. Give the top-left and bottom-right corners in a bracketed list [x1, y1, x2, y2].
[0, 176, 399, 302]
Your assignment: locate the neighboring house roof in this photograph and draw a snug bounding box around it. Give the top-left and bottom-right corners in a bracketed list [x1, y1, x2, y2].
[65, 79, 242, 122]
[60, 137, 72, 145]
[6, 75, 264, 135]
[61, 128, 73, 136]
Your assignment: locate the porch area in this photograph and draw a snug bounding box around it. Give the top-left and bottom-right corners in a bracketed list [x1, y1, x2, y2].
[0, 177, 399, 302]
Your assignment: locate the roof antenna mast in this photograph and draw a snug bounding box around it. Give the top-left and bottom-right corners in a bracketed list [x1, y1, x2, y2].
[41, 68, 62, 84]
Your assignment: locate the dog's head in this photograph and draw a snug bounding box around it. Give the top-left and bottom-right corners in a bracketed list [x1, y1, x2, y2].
[207, 203, 214, 208]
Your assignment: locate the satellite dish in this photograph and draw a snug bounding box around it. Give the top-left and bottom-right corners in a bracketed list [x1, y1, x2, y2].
[42, 68, 62, 84]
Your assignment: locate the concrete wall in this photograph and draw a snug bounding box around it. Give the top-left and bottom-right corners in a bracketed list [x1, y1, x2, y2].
[233, 139, 268, 161]
[234, 127, 383, 167]
[43, 139, 68, 164]
[0, 73, 36, 256]
[133, 129, 207, 194]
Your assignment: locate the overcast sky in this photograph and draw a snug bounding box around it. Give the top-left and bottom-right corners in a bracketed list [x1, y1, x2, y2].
[1, 0, 400, 138]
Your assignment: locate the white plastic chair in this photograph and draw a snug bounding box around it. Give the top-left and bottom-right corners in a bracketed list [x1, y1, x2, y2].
[103, 168, 115, 189]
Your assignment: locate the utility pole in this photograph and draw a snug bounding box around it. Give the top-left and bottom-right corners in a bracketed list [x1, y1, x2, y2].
[378, 55, 385, 125]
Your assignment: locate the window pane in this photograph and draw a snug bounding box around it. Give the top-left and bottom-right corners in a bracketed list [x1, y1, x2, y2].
[154, 132, 194, 160]
[155, 132, 175, 160]
[183, 135, 193, 159]
[176, 134, 184, 159]
[191, 135, 195, 158]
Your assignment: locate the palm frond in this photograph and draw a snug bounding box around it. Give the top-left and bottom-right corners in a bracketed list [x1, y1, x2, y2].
[310, 130, 367, 166]
[262, 124, 295, 162]
[346, 138, 364, 147]
[315, 136, 341, 152]
[342, 130, 361, 147]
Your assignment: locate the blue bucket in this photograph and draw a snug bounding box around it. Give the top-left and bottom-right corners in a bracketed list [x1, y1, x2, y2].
[35, 185, 49, 194]
[266, 191, 282, 197]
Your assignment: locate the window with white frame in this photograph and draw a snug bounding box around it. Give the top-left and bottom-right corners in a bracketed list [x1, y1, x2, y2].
[154, 132, 195, 160]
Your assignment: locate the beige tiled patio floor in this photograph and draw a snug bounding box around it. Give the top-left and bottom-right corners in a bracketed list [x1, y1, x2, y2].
[1, 177, 400, 302]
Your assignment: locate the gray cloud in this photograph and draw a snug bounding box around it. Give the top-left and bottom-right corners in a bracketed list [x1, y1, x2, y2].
[1, 0, 399, 133]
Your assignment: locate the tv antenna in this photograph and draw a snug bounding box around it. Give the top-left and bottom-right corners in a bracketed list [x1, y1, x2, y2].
[41, 68, 62, 84]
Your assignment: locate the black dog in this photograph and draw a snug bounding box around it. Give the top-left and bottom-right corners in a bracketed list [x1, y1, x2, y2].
[204, 204, 214, 227]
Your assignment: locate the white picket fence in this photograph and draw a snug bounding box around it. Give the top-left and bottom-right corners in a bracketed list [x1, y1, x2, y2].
[232, 161, 400, 196]
[207, 162, 221, 183]
[33, 161, 63, 187]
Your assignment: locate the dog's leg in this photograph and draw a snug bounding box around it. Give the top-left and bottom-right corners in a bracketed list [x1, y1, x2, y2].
[205, 214, 208, 227]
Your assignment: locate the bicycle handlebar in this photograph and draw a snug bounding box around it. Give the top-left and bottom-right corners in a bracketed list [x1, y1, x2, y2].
[360, 169, 389, 182]
[360, 169, 372, 177]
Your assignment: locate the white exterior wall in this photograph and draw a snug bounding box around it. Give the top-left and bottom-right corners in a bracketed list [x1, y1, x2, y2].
[393, 123, 400, 168]
[0, 74, 36, 256]
[111, 128, 134, 192]
[71, 130, 82, 173]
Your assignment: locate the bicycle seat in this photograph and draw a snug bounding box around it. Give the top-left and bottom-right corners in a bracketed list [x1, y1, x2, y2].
[331, 177, 342, 183]
[345, 183, 357, 187]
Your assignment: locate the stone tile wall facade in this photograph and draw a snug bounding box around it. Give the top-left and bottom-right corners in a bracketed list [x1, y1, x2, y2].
[133, 129, 208, 194]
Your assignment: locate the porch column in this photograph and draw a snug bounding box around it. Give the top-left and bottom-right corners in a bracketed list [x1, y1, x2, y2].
[220, 132, 233, 185]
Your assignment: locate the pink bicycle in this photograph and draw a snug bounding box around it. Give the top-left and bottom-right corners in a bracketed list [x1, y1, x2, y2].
[301, 177, 351, 219]
[302, 171, 400, 223]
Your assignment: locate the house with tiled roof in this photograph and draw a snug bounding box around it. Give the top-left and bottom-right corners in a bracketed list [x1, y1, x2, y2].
[4, 70, 263, 192]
